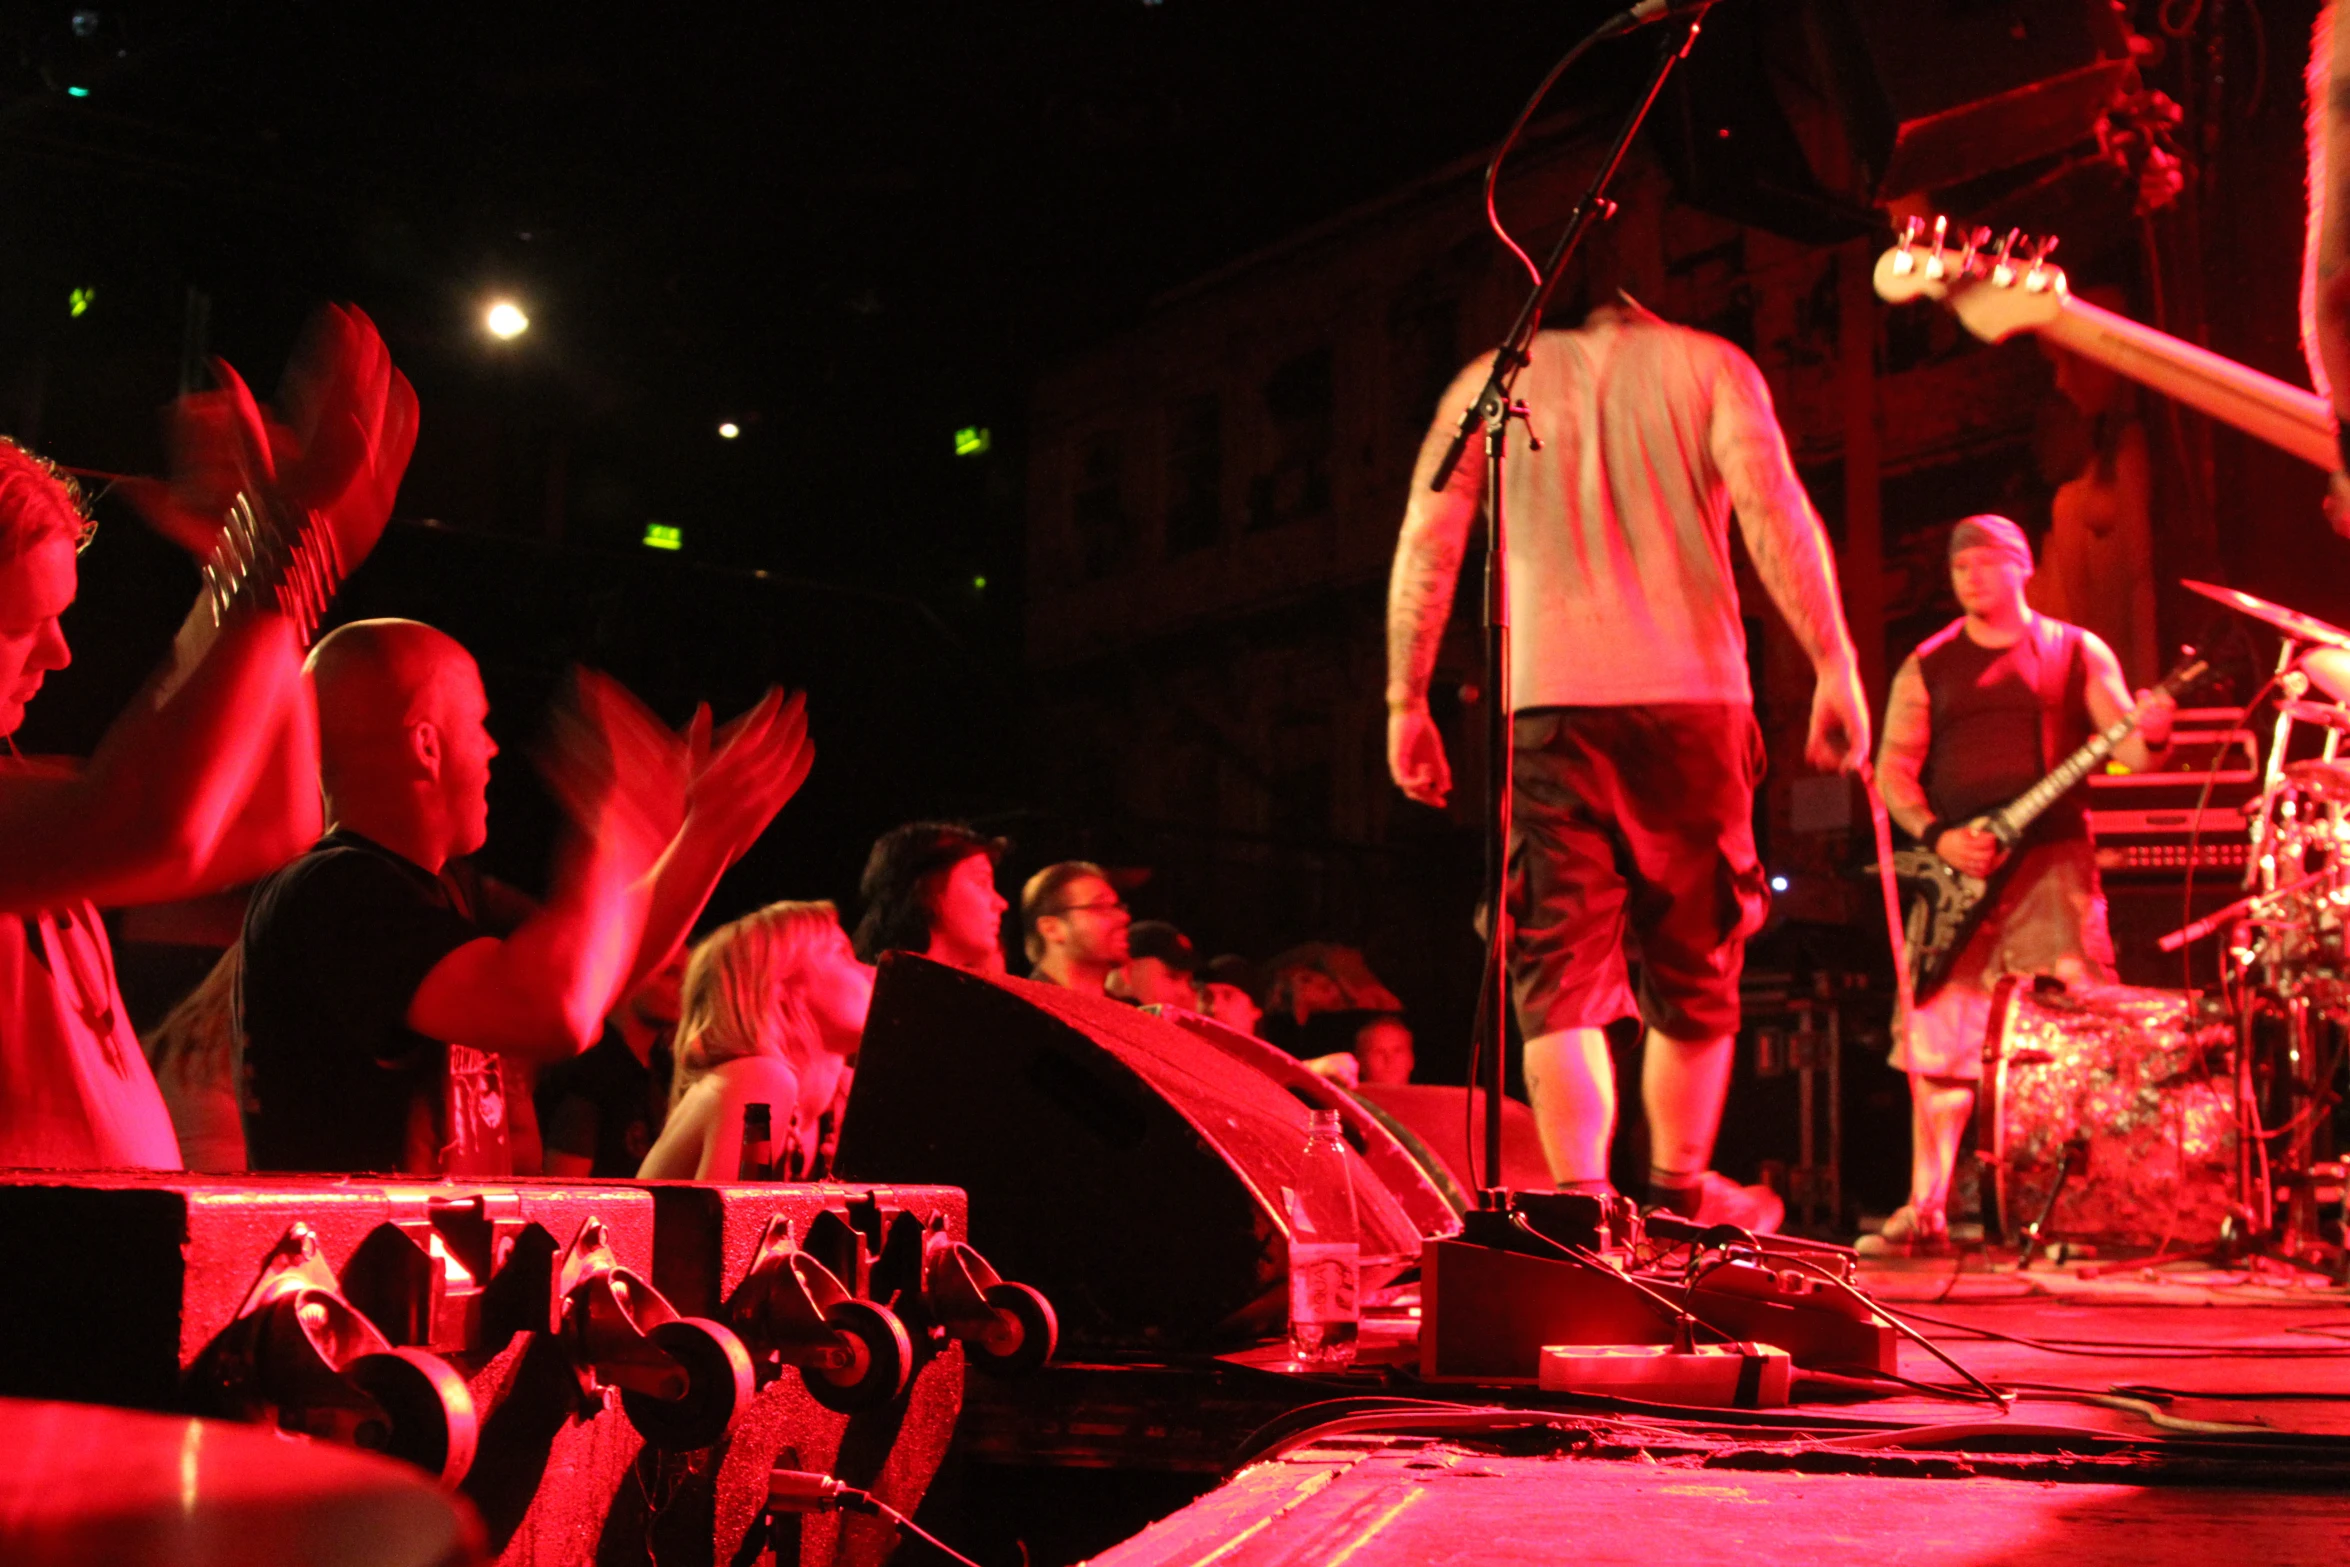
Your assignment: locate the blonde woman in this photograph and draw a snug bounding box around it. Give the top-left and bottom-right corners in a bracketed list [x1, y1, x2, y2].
[636, 901, 873, 1182]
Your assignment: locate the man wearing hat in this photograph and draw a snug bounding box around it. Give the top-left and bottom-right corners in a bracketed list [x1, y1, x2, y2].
[1870, 514, 2174, 1254]
[1114, 920, 1204, 1010]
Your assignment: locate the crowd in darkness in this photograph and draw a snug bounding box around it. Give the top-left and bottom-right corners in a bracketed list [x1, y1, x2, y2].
[0, 311, 1424, 1184]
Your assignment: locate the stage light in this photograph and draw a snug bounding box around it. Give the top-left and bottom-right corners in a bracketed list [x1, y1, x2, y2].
[1770, 875, 1790, 893]
[484, 300, 529, 340]
[67, 287, 93, 318]
[972, 575, 988, 591]
[643, 522, 682, 551]
[953, 426, 991, 457]
[718, 421, 740, 439]
[65, 85, 89, 98]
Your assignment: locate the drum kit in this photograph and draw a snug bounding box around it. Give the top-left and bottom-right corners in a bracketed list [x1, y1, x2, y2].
[1980, 580, 2350, 1274]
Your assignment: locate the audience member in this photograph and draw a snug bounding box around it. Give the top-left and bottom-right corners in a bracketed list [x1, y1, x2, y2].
[637, 901, 873, 1181]
[140, 944, 247, 1172]
[536, 950, 683, 1178]
[1020, 860, 1130, 996]
[1352, 1015, 1416, 1087]
[241, 622, 812, 1175]
[852, 821, 1010, 976]
[0, 310, 414, 1170]
[1202, 955, 1265, 1036]
[1111, 920, 1202, 1009]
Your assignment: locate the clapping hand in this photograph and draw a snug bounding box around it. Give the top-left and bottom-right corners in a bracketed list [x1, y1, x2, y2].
[537, 669, 692, 873]
[680, 688, 815, 864]
[124, 304, 417, 579]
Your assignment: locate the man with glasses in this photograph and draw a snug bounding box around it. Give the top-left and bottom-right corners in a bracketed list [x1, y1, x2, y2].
[1020, 861, 1131, 996]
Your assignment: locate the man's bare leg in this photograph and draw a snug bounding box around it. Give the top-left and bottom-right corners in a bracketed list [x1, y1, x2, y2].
[1523, 1026, 1614, 1186]
[1908, 1075, 1976, 1226]
[1641, 1029, 1734, 1177]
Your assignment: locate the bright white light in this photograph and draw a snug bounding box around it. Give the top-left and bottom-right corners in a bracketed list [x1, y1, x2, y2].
[718, 422, 740, 440]
[1770, 875, 1790, 893]
[484, 300, 529, 340]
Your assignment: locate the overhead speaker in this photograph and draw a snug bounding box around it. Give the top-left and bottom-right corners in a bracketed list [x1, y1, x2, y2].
[1800, 0, 2133, 201]
[836, 955, 1426, 1351]
[1658, 0, 2132, 231]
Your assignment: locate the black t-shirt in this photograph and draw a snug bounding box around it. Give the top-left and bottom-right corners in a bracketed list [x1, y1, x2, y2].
[240, 829, 501, 1174]
[535, 1024, 673, 1178]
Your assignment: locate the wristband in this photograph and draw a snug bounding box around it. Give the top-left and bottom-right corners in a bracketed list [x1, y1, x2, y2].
[1917, 818, 1949, 848]
[202, 491, 344, 647]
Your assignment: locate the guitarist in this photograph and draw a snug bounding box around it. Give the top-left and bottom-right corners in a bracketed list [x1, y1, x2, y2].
[1867, 514, 2173, 1255]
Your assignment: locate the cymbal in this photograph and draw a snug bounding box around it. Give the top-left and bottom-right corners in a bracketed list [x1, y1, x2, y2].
[2279, 700, 2350, 733]
[2183, 579, 2350, 653]
[2285, 759, 2350, 805]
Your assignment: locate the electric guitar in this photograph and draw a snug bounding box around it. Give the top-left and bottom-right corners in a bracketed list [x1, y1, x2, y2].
[1895, 651, 2208, 1002]
[1873, 216, 2337, 472]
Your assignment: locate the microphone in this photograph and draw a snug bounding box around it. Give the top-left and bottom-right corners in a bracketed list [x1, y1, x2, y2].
[1602, 0, 1720, 36]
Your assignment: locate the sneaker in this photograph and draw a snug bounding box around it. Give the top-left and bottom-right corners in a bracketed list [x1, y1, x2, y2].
[1855, 1204, 1951, 1258]
[1686, 1171, 1785, 1235]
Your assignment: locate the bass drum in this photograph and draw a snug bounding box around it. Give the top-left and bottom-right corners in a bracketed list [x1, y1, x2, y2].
[1981, 977, 2240, 1250]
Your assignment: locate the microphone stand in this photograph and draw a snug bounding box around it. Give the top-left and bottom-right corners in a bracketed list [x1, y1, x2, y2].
[1429, 10, 1710, 1211]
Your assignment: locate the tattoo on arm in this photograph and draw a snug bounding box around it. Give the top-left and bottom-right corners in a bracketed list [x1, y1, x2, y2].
[1716, 362, 1857, 672]
[1875, 657, 1934, 838]
[1386, 365, 1489, 707]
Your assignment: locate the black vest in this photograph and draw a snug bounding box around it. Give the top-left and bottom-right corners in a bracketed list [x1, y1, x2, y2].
[1916, 616, 2090, 843]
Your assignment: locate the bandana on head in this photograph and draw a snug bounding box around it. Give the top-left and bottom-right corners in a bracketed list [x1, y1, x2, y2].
[1947, 514, 2032, 572]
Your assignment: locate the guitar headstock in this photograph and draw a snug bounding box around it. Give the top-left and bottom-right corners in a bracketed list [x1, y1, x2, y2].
[1872, 215, 2068, 344]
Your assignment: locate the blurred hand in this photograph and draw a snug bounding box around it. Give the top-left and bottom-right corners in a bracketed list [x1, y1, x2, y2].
[2327, 472, 2350, 540]
[1303, 1052, 1361, 1089]
[1388, 703, 1452, 807]
[124, 305, 417, 582]
[2136, 686, 2177, 750]
[1933, 825, 2003, 880]
[1807, 656, 1871, 774]
[684, 687, 815, 862]
[538, 669, 691, 873]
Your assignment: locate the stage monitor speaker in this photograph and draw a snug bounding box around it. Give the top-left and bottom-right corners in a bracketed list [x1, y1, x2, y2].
[1802, 0, 2132, 201]
[836, 955, 1423, 1351]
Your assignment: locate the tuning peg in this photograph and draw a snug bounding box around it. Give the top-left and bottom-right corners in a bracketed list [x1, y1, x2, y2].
[2023, 233, 2061, 294]
[1957, 226, 1992, 277]
[1990, 228, 2023, 288]
[1925, 215, 1950, 282]
[1891, 215, 1923, 276]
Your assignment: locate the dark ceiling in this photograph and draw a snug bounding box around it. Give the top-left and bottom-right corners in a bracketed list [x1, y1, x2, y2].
[0, 0, 1621, 605]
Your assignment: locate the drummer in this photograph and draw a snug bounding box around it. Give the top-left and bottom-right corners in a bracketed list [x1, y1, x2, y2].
[1868, 516, 2174, 1256]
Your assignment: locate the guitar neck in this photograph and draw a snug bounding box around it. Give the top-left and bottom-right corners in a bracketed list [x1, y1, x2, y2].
[1992, 711, 2139, 843]
[2038, 297, 2337, 472]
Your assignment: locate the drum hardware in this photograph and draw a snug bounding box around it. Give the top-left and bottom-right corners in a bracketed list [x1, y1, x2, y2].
[2012, 1134, 2090, 1272]
[2152, 581, 2350, 1277]
[2282, 758, 2350, 806]
[2279, 699, 2350, 735]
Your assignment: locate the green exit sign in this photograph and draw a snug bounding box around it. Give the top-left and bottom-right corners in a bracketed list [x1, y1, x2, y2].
[953, 426, 991, 457]
[643, 522, 682, 551]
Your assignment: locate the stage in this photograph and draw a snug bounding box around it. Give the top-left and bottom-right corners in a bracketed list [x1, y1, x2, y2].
[955, 1256, 2350, 1566]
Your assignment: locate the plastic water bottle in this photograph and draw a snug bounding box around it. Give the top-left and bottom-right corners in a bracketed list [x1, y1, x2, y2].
[1287, 1108, 1359, 1367]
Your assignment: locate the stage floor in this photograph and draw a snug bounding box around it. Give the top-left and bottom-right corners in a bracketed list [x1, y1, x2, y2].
[1006, 1258, 2350, 1566]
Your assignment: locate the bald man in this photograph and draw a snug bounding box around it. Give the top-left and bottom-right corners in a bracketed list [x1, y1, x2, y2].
[240, 620, 811, 1175]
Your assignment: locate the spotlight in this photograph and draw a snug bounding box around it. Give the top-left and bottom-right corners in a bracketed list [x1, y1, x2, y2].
[1769, 875, 1790, 893]
[484, 300, 529, 340]
[718, 421, 740, 440]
